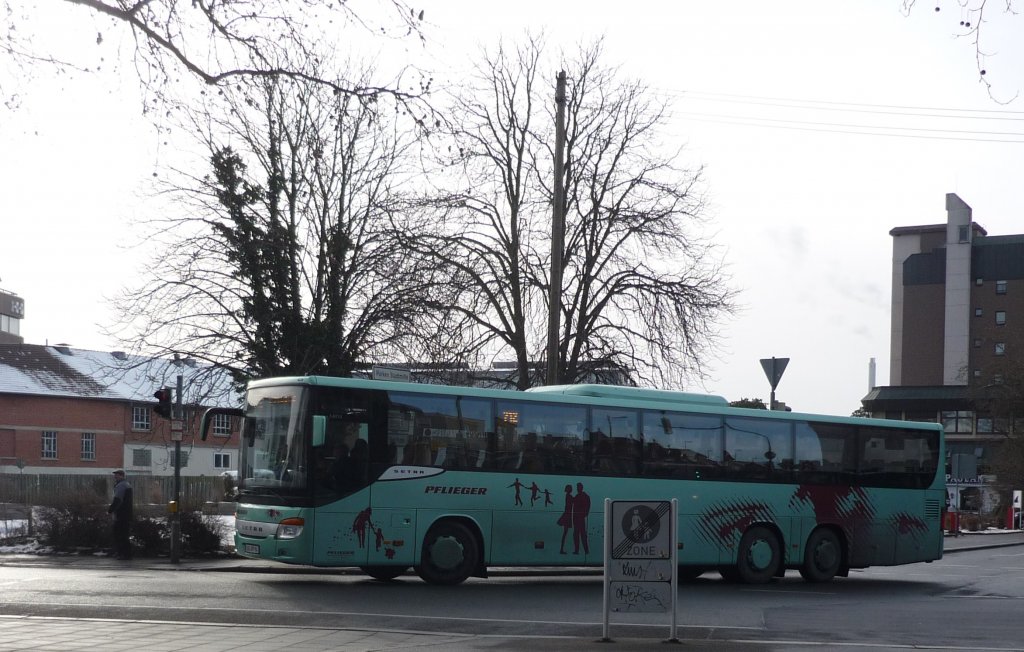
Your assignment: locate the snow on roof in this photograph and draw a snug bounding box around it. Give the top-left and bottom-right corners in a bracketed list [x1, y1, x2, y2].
[0, 344, 240, 407]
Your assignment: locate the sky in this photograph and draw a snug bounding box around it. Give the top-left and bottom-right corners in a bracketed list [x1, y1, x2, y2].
[2, 1, 1024, 417]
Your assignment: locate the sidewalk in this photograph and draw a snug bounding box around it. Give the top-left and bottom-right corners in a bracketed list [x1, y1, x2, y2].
[1, 531, 1022, 652]
[941, 528, 1024, 552]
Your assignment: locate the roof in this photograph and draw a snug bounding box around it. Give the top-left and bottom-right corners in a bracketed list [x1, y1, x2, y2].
[0, 344, 239, 407]
[861, 385, 973, 410]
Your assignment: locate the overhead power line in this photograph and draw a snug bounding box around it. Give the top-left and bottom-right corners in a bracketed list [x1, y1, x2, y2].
[654, 88, 1024, 143]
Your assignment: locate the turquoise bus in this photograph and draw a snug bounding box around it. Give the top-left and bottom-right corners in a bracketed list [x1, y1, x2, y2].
[205, 376, 945, 585]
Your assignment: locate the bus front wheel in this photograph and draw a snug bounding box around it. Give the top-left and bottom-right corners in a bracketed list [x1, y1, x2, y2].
[361, 565, 409, 581]
[416, 520, 479, 586]
[799, 528, 842, 583]
[735, 526, 781, 584]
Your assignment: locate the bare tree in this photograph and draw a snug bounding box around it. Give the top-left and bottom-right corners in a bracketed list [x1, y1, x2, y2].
[400, 38, 548, 390]
[111, 63, 442, 381]
[969, 350, 1024, 492]
[1, 0, 429, 110]
[406, 36, 735, 390]
[549, 42, 734, 388]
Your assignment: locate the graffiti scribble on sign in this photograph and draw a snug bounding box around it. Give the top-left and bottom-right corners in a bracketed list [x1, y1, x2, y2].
[617, 560, 654, 581]
[614, 584, 667, 612]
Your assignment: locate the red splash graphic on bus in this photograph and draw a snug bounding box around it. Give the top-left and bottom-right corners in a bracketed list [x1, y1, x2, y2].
[696, 500, 775, 546]
[789, 484, 876, 543]
[790, 485, 876, 522]
[894, 512, 928, 535]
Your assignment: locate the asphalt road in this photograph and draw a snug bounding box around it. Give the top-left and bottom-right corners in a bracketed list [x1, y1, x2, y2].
[1, 534, 1023, 651]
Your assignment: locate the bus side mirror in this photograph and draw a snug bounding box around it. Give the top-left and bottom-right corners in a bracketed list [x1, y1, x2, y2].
[312, 415, 327, 448]
[199, 407, 245, 441]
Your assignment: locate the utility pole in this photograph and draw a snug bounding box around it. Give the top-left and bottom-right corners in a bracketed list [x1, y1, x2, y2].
[546, 70, 567, 386]
[170, 373, 183, 564]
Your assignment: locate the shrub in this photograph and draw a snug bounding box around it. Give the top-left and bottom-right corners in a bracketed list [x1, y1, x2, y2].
[35, 494, 110, 551]
[131, 510, 167, 556]
[30, 494, 226, 557]
[179, 509, 227, 555]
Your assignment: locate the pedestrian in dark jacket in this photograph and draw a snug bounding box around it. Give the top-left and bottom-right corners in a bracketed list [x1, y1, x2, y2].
[108, 469, 133, 560]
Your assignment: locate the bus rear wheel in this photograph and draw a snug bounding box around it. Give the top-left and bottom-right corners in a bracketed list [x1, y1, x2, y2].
[799, 528, 841, 583]
[361, 565, 409, 581]
[735, 526, 781, 584]
[416, 520, 479, 586]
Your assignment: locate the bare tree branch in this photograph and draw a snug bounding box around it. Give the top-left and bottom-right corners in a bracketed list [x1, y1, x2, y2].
[2, 0, 432, 112]
[902, 0, 1020, 102]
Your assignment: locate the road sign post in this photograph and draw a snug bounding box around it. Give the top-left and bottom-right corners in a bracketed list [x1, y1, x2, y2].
[1013, 490, 1022, 530]
[602, 498, 678, 643]
[759, 357, 790, 410]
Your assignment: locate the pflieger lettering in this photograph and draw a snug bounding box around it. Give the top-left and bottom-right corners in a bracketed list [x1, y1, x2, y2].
[424, 486, 488, 495]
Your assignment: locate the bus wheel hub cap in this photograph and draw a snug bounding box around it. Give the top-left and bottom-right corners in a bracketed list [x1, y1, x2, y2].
[432, 537, 464, 570]
[815, 542, 837, 568]
[749, 540, 772, 569]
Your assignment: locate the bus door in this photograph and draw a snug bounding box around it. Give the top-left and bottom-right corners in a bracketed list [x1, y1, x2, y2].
[311, 415, 375, 566]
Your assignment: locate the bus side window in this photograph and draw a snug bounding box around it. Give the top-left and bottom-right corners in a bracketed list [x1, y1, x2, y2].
[794, 421, 825, 482]
[802, 421, 856, 485]
[641, 411, 722, 480]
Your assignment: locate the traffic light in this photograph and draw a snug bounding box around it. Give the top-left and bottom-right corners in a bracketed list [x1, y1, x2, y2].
[153, 387, 174, 419]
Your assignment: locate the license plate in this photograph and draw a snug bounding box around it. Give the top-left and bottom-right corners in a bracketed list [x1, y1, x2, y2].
[244, 543, 260, 555]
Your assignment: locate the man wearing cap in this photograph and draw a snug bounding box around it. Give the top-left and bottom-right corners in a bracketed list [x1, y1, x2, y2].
[107, 469, 134, 560]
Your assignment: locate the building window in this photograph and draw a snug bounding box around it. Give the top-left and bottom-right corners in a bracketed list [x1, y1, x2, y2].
[975, 308, 983, 317]
[996, 280, 1007, 294]
[906, 411, 937, 423]
[995, 342, 1006, 356]
[942, 410, 974, 434]
[212, 413, 232, 437]
[996, 311, 1007, 326]
[959, 225, 970, 243]
[133, 406, 152, 431]
[976, 415, 994, 434]
[81, 433, 96, 461]
[974, 338, 982, 348]
[132, 448, 152, 467]
[214, 453, 231, 469]
[994, 373, 1005, 384]
[973, 369, 982, 378]
[0, 314, 20, 335]
[975, 277, 984, 286]
[41, 431, 57, 459]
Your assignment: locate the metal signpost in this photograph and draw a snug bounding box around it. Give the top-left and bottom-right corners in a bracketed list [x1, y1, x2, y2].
[759, 357, 789, 410]
[602, 498, 678, 643]
[1013, 490, 1022, 530]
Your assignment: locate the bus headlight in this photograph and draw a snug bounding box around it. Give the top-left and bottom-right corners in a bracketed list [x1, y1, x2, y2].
[276, 517, 305, 540]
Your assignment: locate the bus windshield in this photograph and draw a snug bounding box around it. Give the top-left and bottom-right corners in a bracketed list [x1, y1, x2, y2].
[239, 386, 310, 493]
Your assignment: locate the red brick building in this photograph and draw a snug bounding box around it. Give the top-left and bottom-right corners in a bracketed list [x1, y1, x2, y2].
[0, 344, 240, 477]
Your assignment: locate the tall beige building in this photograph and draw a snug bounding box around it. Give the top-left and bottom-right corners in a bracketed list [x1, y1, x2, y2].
[863, 193, 1024, 511]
